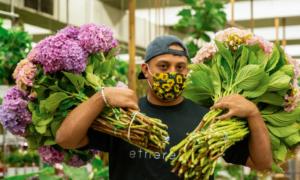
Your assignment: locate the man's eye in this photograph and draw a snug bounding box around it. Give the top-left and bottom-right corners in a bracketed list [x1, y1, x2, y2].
[160, 65, 167, 68]
[178, 66, 184, 69]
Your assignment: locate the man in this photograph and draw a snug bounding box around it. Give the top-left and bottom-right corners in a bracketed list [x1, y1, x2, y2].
[56, 35, 272, 180]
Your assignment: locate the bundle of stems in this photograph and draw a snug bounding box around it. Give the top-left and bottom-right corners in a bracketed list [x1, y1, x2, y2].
[165, 109, 249, 180]
[91, 107, 169, 156]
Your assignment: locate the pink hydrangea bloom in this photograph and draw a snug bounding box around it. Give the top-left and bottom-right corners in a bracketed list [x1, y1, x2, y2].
[13, 59, 38, 94]
[68, 150, 99, 167]
[192, 43, 217, 64]
[247, 35, 274, 56]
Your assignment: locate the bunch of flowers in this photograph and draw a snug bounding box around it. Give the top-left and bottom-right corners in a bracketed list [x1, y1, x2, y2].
[0, 23, 168, 167]
[167, 27, 300, 179]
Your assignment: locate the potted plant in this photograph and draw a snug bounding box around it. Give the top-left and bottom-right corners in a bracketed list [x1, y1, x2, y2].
[32, 151, 40, 173]
[4, 152, 18, 177]
[16, 153, 25, 175]
[24, 151, 34, 173]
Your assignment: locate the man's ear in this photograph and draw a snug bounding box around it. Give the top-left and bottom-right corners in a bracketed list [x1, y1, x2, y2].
[141, 63, 150, 79]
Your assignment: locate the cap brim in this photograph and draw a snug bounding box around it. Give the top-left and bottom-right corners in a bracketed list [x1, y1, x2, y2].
[138, 71, 146, 80]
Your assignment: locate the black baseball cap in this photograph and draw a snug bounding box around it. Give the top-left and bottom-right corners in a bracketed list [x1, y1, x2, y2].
[137, 35, 190, 80]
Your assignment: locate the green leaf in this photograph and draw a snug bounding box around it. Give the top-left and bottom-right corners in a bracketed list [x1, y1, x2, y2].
[239, 47, 249, 69]
[276, 88, 289, 97]
[270, 43, 286, 74]
[267, 122, 300, 138]
[282, 131, 300, 148]
[94, 60, 111, 78]
[45, 92, 69, 113]
[90, 156, 104, 170]
[214, 40, 233, 68]
[201, 33, 211, 42]
[234, 65, 265, 91]
[183, 86, 214, 107]
[62, 163, 90, 180]
[271, 160, 284, 173]
[190, 71, 214, 93]
[265, 44, 280, 72]
[261, 105, 281, 115]
[249, 44, 260, 53]
[63, 72, 85, 92]
[272, 142, 287, 162]
[36, 125, 47, 134]
[39, 100, 47, 114]
[263, 105, 300, 126]
[51, 117, 64, 138]
[44, 137, 56, 146]
[267, 71, 291, 91]
[248, 51, 258, 64]
[85, 64, 94, 74]
[254, 92, 285, 106]
[243, 73, 270, 98]
[106, 45, 121, 60]
[33, 114, 54, 126]
[256, 48, 268, 68]
[210, 64, 221, 97]
[270, 132, 280, 150]
[33, 85, 48, 99]
[3, 167, 55, 180]
[28, 102, 36, 113]
[279, 65, 294, 77]
[27, 137, 40, 149]
[58, 98, 75, 111]
[178, 9, 192, 17]
[188, 63, 211, 75]
[86, 73, 102, 87]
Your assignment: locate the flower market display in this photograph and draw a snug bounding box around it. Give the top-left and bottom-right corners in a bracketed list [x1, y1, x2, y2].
[165, 27, 300, 179]
[0, 23, 169, 167]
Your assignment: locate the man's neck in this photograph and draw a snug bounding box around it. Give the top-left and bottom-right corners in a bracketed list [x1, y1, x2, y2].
[147, 91, 184, 106]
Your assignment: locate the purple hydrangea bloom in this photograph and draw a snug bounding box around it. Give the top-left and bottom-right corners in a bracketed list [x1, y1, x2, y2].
[35, 33, 89, 74]
[57, 25, 80, 40]
[38, 146, 66, 164]
[78, 23, 116, 54]
[116, 81, 128, 88]
[68, 150, 99, 168]
[0, 86, 32, 137]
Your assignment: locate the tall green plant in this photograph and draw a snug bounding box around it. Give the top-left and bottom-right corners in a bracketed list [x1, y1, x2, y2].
[174, 0, 227, 58]
[0, 18, 32, 85]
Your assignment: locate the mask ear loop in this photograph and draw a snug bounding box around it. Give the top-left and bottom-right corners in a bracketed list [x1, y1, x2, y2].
[147, 64, 153, 88]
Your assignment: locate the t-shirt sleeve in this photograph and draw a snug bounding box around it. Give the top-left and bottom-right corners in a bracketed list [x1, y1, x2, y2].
[78, 127, 112, 152]
[222, 136, 250, 166]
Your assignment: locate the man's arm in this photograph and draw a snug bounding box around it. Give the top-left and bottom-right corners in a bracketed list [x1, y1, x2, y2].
[211, 94, 273, 171]
[56, 87, 139, 149]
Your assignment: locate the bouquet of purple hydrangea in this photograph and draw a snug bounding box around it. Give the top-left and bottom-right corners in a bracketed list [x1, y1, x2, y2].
[0, 24, 169, 167]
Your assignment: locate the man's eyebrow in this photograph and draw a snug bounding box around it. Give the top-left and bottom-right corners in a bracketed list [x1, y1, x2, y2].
[156, 60, 170, 64]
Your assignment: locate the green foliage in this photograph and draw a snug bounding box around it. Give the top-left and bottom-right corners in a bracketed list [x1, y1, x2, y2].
[4, 167, 56, 180]
[0, 18, 32, 85]
[174, 0, 227, 58]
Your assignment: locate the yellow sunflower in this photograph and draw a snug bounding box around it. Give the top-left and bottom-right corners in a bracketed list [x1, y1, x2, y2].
[174, 84, 180, 93]
[176, 75, 183, 84]
[183, 74, 187, 79]
[157, 92, 164, 99]
[153, 81, 160, 87]
[153, 86, 160, 92]
[169, 72, 177, 77]
[162, 84, 172, 92]
[182, 81, 186, 89]
[158, 87, 164, 94]
[153, 73, 160, 79]
[159, 73, 168, 81]
[164, 93, 175, 100]
[167, 79, 175, 86]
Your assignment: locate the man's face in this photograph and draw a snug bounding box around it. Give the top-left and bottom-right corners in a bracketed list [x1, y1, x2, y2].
[141, 45, 189, 101]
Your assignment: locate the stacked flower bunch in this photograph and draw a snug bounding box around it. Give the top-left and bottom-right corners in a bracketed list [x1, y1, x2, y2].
[0, 23, 169, 167]
[166, 27, 300, 179]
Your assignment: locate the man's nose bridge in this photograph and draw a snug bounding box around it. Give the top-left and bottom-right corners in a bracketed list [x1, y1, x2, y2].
[170, 65, 176, 72]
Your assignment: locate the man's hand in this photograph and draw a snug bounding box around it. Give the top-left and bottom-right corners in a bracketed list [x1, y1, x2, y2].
[210, 94, 259, 120]
[105, 87, 139, 111]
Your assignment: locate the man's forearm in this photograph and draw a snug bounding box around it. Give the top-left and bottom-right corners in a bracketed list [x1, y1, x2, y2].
[246, 111, 273, 170]
[56, 91, 105, 149]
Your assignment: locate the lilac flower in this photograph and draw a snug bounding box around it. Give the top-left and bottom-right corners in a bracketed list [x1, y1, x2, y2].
[0, 86, 32, 137]
[78, 23, 116, 54]
[116, 81, 128, 88]
[35, 33, 88, 74]
[57, 25, 80, 40]
[38, 146, 66, 164]
[68, 150, 99, 167]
